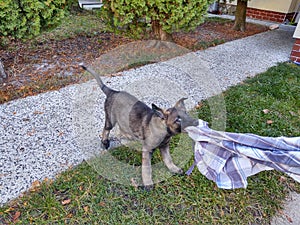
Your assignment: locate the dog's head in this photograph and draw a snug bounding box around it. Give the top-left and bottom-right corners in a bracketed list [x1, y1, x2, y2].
[152, 98, 199, 135]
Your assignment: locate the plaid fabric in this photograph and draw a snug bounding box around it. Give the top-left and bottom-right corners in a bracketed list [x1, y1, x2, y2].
[185, 120, 300, 189]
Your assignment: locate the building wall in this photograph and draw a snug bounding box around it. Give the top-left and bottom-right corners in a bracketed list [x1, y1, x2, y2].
[290, 39, 300, 64]
[294, 21, 300, 38]
[246, 8, 295, 23]
[228, 0, 300, 23]
[248, 0, 299, 13]
[229, 0, 300, 13]
[291, 23, 300, 63]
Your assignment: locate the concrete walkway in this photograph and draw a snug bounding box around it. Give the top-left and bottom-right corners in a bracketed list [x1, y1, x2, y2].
[0, 25, 298, 223]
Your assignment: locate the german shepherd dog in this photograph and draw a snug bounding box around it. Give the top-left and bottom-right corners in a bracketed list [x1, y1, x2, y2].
[81, 64, 198, 190]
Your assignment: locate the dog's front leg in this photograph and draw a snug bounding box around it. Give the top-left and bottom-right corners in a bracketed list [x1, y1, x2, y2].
[142, 149, 153, 191]
[159, 143, 183, 175]
[101, 129, 111, 149]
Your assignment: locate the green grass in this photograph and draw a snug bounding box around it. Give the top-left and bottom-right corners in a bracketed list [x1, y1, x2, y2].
[204, 16, 232, 23]
[1, 11, 105, 49]
[199, 62, 300, 137]
[193, 39, 225, 50]
[34, 11, 106, 43]
[1, 63, 299, 224]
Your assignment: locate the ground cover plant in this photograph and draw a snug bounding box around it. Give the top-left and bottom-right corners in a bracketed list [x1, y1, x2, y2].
[0, 11, 267, 104]
[0, 62, 299, 224]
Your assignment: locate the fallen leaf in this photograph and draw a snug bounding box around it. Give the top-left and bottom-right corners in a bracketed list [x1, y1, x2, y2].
[27, 129, 36, 136]
[279, 176, 287, 183]
[83, 206, 89, 213]
[33, 111, 44, 115]
[99, 202, 106, 207]
[131, 178, 138, 189]
[43, 177, 53, 185]
[262, 109, 270, 114]
[195, 102, 203, 109]
[4, 207, 14, 213]
[62, 199, 71, 205]
[30, 180, 41, 192]
[13, 211, 21, 222]
[286, 215, 293, 223]
[220, 209, 225, 217]
[269, 24, 279, 30]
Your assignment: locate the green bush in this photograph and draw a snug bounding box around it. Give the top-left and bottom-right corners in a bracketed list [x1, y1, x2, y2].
[65, 0, 81, 13]
[0, 0, 68, 39]
[101, 0, 214, 40]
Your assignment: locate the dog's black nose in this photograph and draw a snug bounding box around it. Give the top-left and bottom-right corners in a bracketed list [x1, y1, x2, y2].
[193, 119, 199, 126]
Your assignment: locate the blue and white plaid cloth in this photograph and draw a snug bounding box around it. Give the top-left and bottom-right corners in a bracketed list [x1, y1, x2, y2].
[185, 120, 300, 189]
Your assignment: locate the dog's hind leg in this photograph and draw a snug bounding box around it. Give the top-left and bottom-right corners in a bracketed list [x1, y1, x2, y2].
[159, 143, 183, 175]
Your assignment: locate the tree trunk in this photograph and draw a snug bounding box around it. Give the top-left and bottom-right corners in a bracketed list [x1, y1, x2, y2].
[0, 59, 7, 82]
[232, 0, 248, 32]
[151, 20, 173, 41]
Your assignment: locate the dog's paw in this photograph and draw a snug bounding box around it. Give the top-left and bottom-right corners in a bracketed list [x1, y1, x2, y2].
[143, 184, 154, 192]
[101, 140, 110, 149]
[177, 168, 184, 175]
[170, 167, 184, 175]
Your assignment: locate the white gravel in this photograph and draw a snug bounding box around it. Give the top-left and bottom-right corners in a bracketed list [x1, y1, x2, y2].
[271, 192, 300, 225]
[0, 27, 296, 212]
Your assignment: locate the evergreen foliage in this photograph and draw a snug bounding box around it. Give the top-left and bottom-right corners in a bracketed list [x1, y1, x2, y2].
[101, 0, 214, 39]
[0, 0, 72, 39]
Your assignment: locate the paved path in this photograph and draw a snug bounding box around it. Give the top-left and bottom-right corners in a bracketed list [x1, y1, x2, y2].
[0, 26, 298, 223]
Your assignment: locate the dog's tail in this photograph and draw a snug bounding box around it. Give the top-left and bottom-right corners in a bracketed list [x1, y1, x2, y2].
[80, 63, 111, 95]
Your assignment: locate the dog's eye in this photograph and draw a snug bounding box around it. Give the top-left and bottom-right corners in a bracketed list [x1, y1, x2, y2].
[175, 117, 181, 124]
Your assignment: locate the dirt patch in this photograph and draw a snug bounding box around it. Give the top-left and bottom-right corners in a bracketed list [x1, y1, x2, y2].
[173, 21, 267, 49]
[0, 19, 267, 104]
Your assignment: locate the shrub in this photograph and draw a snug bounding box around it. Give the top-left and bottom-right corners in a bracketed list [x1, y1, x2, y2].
[101, 0, 214, 40]
[65, 0, 81, 13]
[0, 0, 68, 39]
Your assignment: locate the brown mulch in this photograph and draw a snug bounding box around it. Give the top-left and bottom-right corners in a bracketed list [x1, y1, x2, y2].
[0, 20, 268, 104]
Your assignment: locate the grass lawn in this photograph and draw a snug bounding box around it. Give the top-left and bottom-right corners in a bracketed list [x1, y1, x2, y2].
[0, 63, 299, 224]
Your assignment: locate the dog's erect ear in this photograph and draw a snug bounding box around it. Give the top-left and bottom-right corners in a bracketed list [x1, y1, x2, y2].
[175, 98, 188, 110]
[152, 104, 166, 120]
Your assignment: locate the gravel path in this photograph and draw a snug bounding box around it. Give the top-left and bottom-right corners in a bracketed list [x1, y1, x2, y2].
[0, 28, 297, 223]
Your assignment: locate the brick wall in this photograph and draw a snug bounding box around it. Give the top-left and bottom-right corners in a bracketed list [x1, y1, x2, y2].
[290, 39, 300, 64]
[246, 7, 295, 23]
